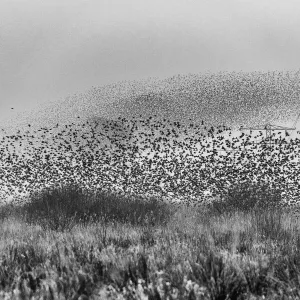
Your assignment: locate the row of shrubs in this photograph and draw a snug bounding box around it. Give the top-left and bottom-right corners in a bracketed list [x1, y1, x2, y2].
[0, 181, 289, 231]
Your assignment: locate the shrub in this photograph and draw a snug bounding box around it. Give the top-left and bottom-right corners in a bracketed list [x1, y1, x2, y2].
[207, 182, 283, 215]
[22, 184, 92, 231]
[0, 203, 15, 221]
[88, 192, 173, 227]
[22, 184, 173, 231]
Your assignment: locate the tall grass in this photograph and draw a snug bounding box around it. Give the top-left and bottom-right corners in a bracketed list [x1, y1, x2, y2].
[0, 183, 299, 298]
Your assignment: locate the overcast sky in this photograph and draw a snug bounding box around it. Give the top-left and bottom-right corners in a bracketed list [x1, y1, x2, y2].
[1, 0, 300, 121]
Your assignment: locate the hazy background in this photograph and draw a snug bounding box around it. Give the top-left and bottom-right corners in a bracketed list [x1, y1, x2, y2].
[1, 0, 300, 122]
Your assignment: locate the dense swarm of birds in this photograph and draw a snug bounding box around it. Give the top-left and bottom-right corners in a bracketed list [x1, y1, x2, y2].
[106, 71, 300, 130]
[3, 70, 300, 134]
[0, 115, 299, 214]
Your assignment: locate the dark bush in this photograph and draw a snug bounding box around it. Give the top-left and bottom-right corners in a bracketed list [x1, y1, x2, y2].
[22, 184, 92, 231]
[22, 183, 173, 231]
[207, 182, 283, 215]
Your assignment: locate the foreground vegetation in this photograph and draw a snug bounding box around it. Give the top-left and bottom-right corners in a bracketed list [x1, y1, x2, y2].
[0, 185, 300, 299]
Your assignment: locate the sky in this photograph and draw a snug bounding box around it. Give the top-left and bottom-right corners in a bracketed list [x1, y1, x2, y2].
[1, 0, 300, 121]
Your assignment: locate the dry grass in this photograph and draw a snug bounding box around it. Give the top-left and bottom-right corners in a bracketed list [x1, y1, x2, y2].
[0, 185, 300, 299]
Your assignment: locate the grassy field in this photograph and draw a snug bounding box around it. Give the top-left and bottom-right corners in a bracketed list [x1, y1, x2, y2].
[0, 185, 300, 299]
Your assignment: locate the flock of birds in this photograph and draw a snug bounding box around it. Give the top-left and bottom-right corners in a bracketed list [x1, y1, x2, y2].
[0, 115, 300, 212]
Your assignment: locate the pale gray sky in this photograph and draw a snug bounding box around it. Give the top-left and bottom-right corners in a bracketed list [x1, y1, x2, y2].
[1, 0, 300, 121]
